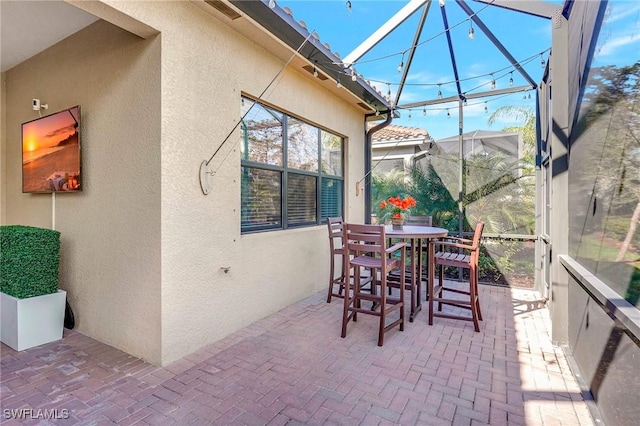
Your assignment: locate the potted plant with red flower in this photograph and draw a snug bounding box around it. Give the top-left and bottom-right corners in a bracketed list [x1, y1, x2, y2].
[379, 196, 417, 229]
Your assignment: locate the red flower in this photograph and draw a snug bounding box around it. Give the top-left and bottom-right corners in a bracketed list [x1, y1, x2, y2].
[380, 195, 417, 219]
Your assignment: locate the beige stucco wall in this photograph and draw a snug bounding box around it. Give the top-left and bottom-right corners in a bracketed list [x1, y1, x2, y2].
[107, 1, 367, 365]
[2, 20, 162, 364]
[3, 1, 368, 365]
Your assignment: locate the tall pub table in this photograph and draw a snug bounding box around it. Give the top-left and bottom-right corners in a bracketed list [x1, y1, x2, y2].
[385, 225, 449, 321]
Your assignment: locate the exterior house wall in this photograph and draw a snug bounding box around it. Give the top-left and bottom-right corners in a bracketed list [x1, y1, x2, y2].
[373, 146, 416, 157]
[2, 1, 368, 365]
[3, 20, 163, 363]
[120, 1, 367, 365]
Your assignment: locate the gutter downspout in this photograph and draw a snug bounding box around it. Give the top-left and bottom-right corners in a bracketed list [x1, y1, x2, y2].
[364, 111, 393, 224]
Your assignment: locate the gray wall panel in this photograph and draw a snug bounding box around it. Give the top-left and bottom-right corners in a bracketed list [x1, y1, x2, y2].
[568, 278, 639, 426]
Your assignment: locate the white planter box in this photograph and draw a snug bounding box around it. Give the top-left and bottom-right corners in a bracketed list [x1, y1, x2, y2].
[1, 290, 66, 351]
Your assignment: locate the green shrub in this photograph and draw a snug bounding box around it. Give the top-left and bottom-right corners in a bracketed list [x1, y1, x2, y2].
[0, 225, 60, 299]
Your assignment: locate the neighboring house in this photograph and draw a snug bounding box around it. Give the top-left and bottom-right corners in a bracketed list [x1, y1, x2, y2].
[371, 124, 434, 175]
[0, 1, 389, 365]
[433, 129, 521, 160]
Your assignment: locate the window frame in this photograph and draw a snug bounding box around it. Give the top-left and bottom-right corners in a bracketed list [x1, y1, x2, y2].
[240, 96, 344, 234]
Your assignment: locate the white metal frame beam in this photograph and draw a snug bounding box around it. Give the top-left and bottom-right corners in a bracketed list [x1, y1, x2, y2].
[343, 0, 430, 66]
[457, 0, 537, 88]
[400, 84, 532, 109]
[471, 0, 558, 19]
[394, 1, 433, 106]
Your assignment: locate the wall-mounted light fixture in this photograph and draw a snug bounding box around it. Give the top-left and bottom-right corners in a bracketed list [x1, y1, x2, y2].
[32, 99, 48, 111]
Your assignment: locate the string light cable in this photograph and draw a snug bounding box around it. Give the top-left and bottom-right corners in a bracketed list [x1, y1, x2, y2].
[307, 0, 548, 102]
[395, 88, 535, 116]
[361, 48, 549, 92]
[201, 32, 314, 192]
[315, 0, 496, 71]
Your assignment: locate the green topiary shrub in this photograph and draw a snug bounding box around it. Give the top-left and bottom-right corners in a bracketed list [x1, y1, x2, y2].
[0, 225, 60, 299]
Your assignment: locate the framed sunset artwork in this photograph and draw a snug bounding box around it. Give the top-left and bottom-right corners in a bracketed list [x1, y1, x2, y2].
[22, 106, 82, 193]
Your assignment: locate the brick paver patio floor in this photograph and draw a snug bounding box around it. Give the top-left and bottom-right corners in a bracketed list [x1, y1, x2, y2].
[1, 282, 595, 425]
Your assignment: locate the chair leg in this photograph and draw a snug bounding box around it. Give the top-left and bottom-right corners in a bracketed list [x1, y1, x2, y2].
[354, 267, 362, 322]
[475, 268, 483, 322]
[341, 264, 356, 337]
[399, 265, 405, 332]
[370, 269, 379, 312]
[428, 258, 435, 326]
[378, 281, 385, 347]
[327, 259, 336, 303]
[469, 264, 480, 332]
[437, 264, 444, 312]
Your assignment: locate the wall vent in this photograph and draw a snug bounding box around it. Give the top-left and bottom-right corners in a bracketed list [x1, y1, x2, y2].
[302, 65, 328, 81]
[205, 1, 241, 20]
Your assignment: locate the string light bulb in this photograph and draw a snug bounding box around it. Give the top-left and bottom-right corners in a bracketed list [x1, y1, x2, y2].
[351, 67, 357, 82]
[423, 107, 427, 116]
[484, 102, 488, 113]
[397, 52, 405, 73]
[447, 109, 451, 118]
[468, 21, 475, 40]
[509, 71, 513, 87]
[336, 75, 342, 89]
[313, 64, 318, 78]
[540, 53, 546, 68]
[439, 0, 445, 7]
[346, 1, 351, 14]
[408, 110, 412, 121]
[437, 84, 443, 99]
[268, 0, 276, 9]
[528, 92, 532, 99]
[490, 74, 496, 90]
[387, 83, 391, 100]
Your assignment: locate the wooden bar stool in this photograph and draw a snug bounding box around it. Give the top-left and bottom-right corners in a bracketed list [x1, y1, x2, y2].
[341, 223, 407, 346]
[428, 222, 484, 331]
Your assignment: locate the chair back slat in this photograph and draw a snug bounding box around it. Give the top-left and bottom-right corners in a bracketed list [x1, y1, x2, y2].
[326, 217, 348, 303]
[344, 223, 385, 256]
[327, 217, 343, 239]
[405, 216, 432, 226]
[327, 217, 344, 252]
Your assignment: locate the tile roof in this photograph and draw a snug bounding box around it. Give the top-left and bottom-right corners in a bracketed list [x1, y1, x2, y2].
[277, 6, 389, 101]
[229, 1, 391, 113]
[371, 124, 432, 142]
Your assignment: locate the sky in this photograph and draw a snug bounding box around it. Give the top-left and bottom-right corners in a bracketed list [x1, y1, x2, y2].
[275, 0, 639, 141]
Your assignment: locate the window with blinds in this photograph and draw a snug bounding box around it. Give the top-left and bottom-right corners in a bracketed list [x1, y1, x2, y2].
[240, 97, 344, 233]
